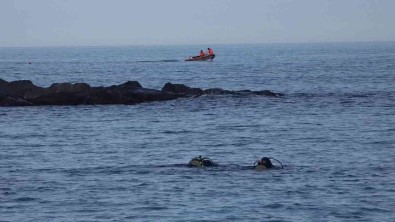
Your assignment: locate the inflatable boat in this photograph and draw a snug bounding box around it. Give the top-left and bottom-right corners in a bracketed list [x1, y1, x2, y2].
[185, 54, 215, 61]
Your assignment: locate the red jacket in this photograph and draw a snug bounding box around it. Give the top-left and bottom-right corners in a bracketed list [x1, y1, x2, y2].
[208, 48, 214, 55]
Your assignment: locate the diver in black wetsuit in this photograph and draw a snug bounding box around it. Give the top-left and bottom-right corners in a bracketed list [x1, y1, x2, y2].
[187, 155, 282, 169]
[259, 157, 273, 168]
[254, 157, 275, 170]
[188, 155, 215, 167]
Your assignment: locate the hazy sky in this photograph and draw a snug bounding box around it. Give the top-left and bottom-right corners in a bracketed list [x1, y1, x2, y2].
[1, 0, 394, 47]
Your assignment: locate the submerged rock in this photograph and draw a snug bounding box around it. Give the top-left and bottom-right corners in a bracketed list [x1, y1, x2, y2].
[0, 79, 282, 106]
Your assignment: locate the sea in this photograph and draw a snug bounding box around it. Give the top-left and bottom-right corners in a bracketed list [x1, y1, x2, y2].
[0, 42, 394, 221]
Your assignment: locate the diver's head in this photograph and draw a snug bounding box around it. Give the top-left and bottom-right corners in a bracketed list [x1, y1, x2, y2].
[260, 157, 273, 168]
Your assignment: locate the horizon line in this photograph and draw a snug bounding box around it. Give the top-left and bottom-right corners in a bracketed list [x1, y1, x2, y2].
[1, 40, 394, 48]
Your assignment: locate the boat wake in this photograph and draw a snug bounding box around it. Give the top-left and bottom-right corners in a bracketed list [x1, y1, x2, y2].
[135, 59, 179, 63]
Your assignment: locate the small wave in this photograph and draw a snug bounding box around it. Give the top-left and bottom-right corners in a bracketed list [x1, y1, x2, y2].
[15, 197, 36, 202]
[264, 203, 284, 209]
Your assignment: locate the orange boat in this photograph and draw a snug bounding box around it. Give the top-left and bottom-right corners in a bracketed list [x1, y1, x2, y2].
[185, 54, 215, 61]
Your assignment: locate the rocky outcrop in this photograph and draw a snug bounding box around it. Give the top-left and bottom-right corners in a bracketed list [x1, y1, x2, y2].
[0, 79, 282, 106]
[162, 82, 204, 96]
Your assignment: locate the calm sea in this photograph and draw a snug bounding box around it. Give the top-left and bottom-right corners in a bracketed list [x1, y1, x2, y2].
[1, 43, 394, 221]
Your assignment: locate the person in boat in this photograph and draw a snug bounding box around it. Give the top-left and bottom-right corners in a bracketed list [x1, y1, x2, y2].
[207, 48, 214, 55]
[254, 157, 274, 171]
[188, 155, 215, 167]
[190, 50, 204, 59]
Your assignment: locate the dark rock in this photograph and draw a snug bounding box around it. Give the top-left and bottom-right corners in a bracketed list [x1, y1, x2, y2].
[10, 80, 41, 97]
[255, 90, 283, 97]
[124, 88, 179, 103]
[86, 88, 124, 105]
[24, 83, 91, 100]
[112, 81, 142, 90]
[204, 88, 234, 95]
[0, 78, 283, 107]
[49, 82, 91, 94]
[0, 79, 8, 89]
[0, 96, 33, 106]
[161, 82, 203, 96]
[0, 80, 43, 98]
[237, 90, 252, 93]
[30, 92, 89, 105]
[22, 87, 47, 100]
[0, 79, 9, 98]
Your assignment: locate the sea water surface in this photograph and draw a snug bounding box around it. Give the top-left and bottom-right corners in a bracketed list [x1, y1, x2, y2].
[0, 43, 394, 221]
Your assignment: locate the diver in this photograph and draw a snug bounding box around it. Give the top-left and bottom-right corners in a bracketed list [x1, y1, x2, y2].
[254, 157, 283, 170]
[207, 48, 214, 55]
[188, 155, 215, 167]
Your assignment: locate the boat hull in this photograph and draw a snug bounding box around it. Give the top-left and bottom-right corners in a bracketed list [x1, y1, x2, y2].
[185, 54, 215, 61]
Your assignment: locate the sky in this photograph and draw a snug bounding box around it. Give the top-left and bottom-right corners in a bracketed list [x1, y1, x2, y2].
[1, 0, 395, 47]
